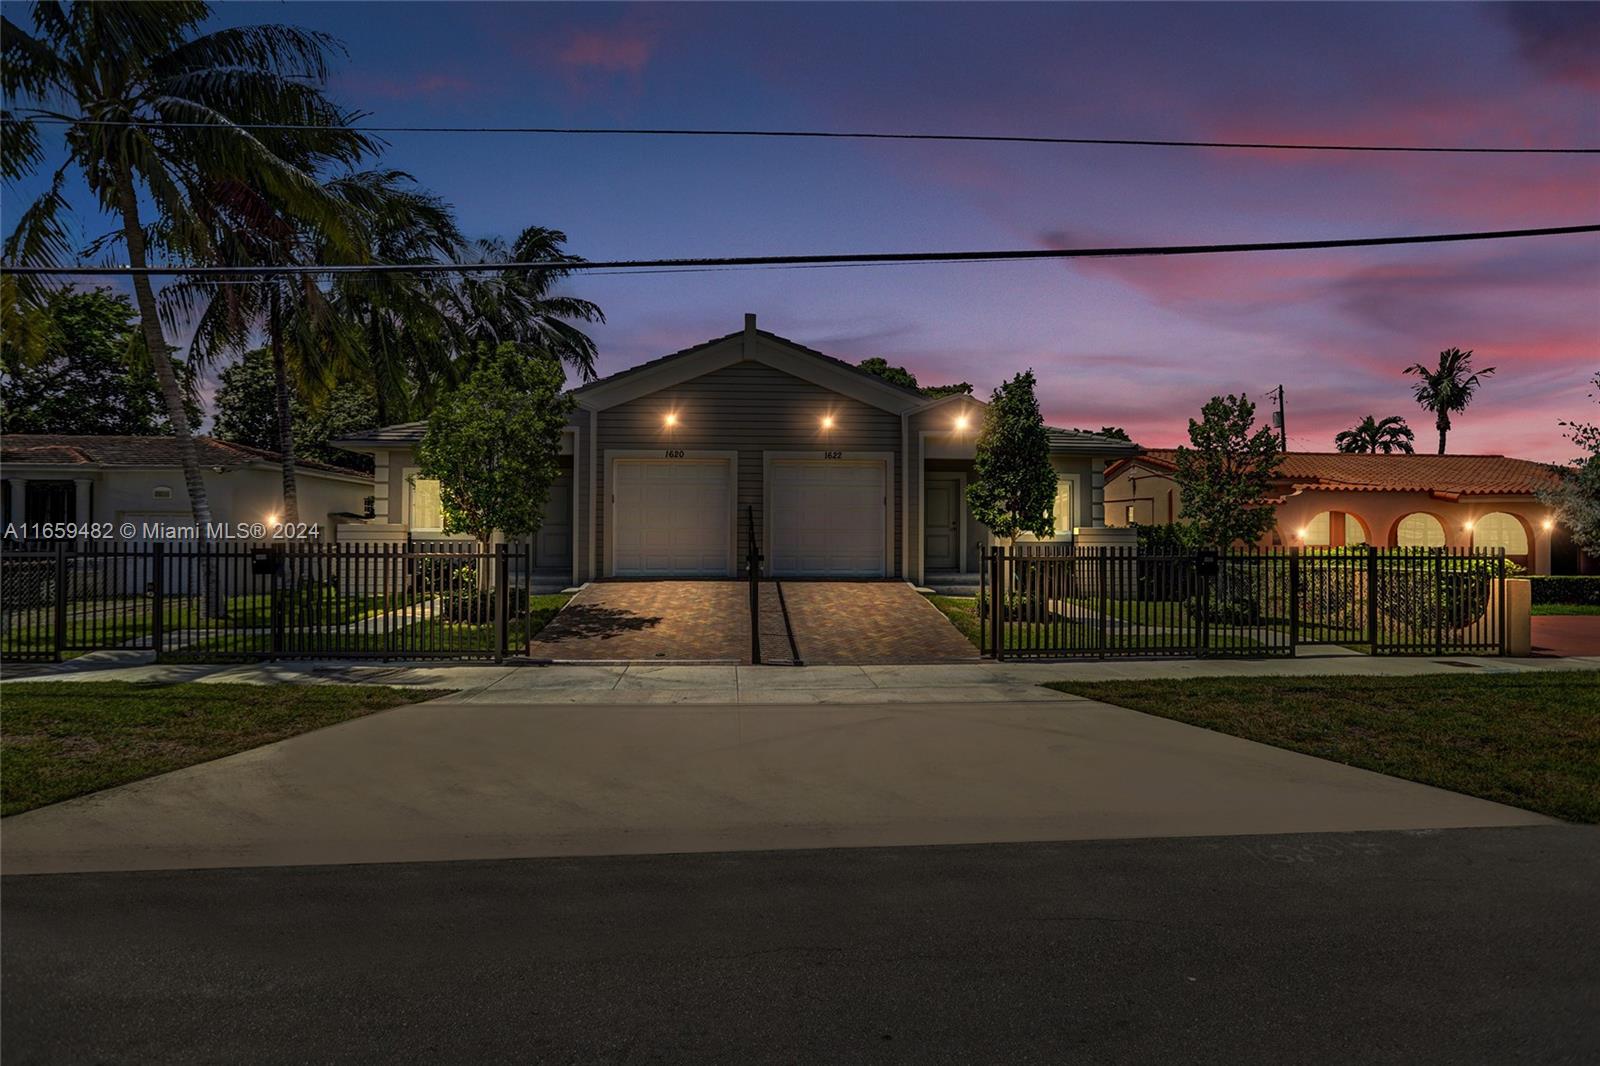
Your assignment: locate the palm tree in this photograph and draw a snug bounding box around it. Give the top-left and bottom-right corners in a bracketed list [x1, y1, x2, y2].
[3, 3, 373, 544]
[165, 170, 456, 519]
[1334, 415, 1415, 454]
[452, 226, 604, 383]
[1405, 347, 1496, 454]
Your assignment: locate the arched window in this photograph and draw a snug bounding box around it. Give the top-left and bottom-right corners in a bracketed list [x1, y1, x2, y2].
[1471, 512, 1529, 555]
[1394, 512, 1446, 548]
[1301, 511, 1367, 547]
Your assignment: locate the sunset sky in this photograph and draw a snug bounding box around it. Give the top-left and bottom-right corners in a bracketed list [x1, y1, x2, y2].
[17, 2, 1600, 460]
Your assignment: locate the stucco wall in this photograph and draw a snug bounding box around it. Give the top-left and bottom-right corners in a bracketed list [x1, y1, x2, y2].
[3, 466, 368, 541]
[1102, 464, 1560, 574]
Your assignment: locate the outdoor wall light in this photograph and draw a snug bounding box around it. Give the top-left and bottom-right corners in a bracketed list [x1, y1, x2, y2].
[954, 414, 970, 431]
[1543, 518, 1554, 531]
[1463, 521, 1474, 532]
[663, 413, 678, 428]
[1297, 527, 1309, 540]
[821, 415, 835, 429]
[266, 513, 279, 526]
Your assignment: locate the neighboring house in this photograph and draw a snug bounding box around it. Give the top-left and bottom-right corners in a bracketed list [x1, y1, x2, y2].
[335, 314, 1139, 585]
[0, 435, 373, 541]
[1105, 449, 1582, 574]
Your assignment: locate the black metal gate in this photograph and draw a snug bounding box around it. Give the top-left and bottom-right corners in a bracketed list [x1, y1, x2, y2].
[979, 545, 1507, 661]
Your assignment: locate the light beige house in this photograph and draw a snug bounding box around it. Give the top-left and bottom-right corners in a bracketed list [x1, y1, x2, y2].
[0, 435, 372, 540]
[334, 314, 1139, 586]
[1104, 449, 1585, 574]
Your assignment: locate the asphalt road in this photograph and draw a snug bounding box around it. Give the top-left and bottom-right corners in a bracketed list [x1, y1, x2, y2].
[4, 825, 1598, 1064]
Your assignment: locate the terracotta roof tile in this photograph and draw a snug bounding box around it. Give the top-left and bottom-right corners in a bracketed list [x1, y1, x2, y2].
[1127, 450, 1561, 496]
[0, 435, 369, 477]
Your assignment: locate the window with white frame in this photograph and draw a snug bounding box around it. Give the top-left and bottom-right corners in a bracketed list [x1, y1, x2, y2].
[1051, 480, 1073, 534]
[407, 473, 444, 532]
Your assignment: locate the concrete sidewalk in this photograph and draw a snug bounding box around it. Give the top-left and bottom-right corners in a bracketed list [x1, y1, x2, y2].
[4, 649, 1596, 704]
[0, 698, 1552, 874]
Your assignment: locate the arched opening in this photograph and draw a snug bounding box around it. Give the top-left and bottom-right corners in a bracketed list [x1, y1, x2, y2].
[1471, 511, 1531, 565]
[1300, 510, 1369, 547]
[1393, 512, 1446, 548]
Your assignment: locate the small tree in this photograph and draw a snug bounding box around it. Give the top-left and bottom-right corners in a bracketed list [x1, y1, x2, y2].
[967, 370, 1057, 546]
[1538, 371, 1600, 553]
[1174, 395, 1282, 549]
[417, 343, 573, 552]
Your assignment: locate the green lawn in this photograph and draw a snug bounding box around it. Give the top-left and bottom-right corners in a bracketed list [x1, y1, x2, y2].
[1532, 604, 1600, 616]
[0, 682, 450, 816]
[1044, 672, 1600, 822]
[166, 592, 572, 659]
[924, 594, 1264, 654]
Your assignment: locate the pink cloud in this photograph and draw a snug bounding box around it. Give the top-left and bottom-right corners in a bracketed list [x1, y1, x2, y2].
[557, 28, 655, 76]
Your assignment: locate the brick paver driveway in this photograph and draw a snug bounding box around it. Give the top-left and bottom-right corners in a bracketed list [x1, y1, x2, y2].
[530, 581, 975, 665]
[529, 582, 750, 662]
[777, 581, 978, 665]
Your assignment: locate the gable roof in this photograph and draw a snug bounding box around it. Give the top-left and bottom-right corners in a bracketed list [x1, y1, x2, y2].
[0, 435, 370, 478]
[1110, 449, 1561, 496]
[569, 322, 936, 414]
[571, 326, 931, 405]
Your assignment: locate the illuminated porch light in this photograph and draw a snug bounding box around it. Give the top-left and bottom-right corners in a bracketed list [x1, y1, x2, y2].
[1463, 521, 1474, 532]
[954, 414, 970, 431]
[1543, 518, 1554, 531]
[821, 415, 835, 429]
[266, 513, 279, 526]
[663, 413, 678, 428]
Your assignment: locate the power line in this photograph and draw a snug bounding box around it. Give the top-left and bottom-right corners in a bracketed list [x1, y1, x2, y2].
[7, 115, 1598, 155]
[4, 224, 1595, 278]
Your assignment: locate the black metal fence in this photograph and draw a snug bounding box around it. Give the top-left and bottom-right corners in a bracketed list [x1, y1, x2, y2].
[1, 540, 527, 663]
[980, 545, 1507, 660]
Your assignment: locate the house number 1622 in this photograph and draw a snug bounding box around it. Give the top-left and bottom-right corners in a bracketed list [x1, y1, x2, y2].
[822, 450, 843, 459]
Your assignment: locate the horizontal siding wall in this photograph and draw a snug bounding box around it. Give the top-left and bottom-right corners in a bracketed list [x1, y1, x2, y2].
[594, 361, 903, 576]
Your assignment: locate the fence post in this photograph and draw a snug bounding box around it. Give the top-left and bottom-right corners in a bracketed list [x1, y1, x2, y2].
[1366, 546, 1379, 656]
[990, 547, 1005, 662]
[52, 540, 67, 663]
[1288, 546, 1300, 655]
[1097, 547, 1109, 660]
[270, 544, 285, 659]
[1498, 549, 1507, 656]
[494, 542, 509, 663]
[151, 542, 165, 658]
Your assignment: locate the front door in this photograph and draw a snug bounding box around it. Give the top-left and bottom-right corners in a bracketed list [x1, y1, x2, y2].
[535, 476, 573, 571]
[924, 475, 961, 570]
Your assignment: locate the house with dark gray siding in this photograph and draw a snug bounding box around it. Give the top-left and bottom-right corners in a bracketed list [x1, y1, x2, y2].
[334, 315, 1139, 586]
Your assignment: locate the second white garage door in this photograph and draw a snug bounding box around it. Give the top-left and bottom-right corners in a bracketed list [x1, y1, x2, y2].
[611, 459, 734, 577]
[768, 460, 887, 577]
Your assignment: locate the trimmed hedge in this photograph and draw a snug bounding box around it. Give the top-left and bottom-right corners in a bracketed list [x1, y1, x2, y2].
[1529, 576, 1600, 607]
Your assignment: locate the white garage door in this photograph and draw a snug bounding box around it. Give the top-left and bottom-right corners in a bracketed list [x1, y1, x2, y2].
[769, 461, 887, 577]
[611, 459, 733, 577]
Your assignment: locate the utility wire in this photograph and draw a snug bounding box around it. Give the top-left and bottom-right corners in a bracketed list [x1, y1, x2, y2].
[7, 115, 1598, 155]
[3, 224, 1595, 278]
